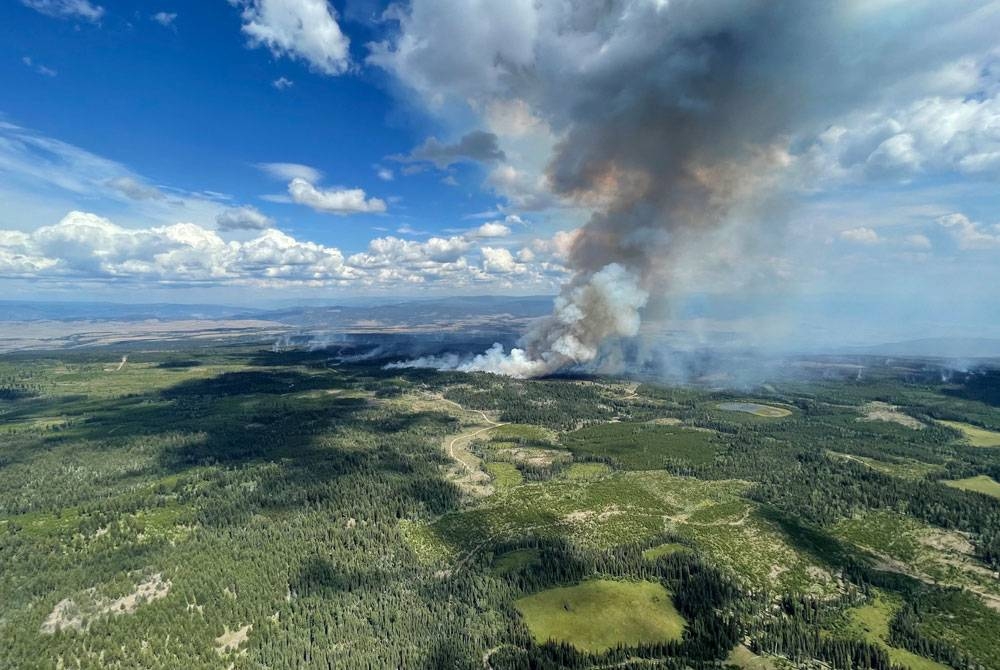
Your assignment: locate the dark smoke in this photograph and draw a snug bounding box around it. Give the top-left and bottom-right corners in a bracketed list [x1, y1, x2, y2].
[377, 1, 999, 377]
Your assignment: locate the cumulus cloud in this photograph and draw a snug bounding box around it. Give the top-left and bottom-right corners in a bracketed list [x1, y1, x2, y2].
[215, 205, 274, 231]
[805, 95, 1000, 180]
[376, 166, 393, 181]
[21, 0, 103, 21]
[480, 246, 520, 274]
[348, 235, 471, 268]
[106, 176, 165, 201]
[152, 11, 176, 27]
[839, 227, 881, 245]
[232, 0, 350, 76]
[255, 162, 322, 182]
[938, 213, 1000, 250]
[0, 210, 569, 291]
[397, 130, 505, 169]
[287, 177, 386, 215]
[473, 221, 511, 238]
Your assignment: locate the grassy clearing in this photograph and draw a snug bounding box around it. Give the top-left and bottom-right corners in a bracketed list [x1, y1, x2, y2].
[943, 475, 1000, 499]
[938, 420, 1000, 447]
[842, 592, 949, 670]
[560, 423, 719, 469]
[561, 463, 612, 480]
[488, 424, 556, 445]
[726, 644, 788, 669]
[642, 543, 690, 561]
[492, 548, 540, 575]
[486, 462, 523, 490]
[515, 579, 685, 653]
[717, 402, 792, 418]
[827, 451, 944, 480]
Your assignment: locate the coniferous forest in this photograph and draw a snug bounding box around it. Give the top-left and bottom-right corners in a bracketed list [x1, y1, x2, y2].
[2, 346, 1000, 669]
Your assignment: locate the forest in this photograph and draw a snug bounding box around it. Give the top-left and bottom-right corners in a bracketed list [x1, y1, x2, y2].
[1, 345, 1000, 669]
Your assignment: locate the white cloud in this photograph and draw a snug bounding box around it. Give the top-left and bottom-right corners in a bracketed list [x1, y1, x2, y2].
[938, 213, 1000, 250]
[366, 0, 536, 105]
[21, 0, 103, 22]
[152, 11, 177, 27]
[0, 211, 569, 290]
[216, 205, 274, 231]
[256, 162, 322, 182]
[487, 164, 555, 210]
[480, 246, 521, 274]
[474, 221, 511, 238]
[0, 211, 353, 284]
[233, 0, 350, 76]
[485, 99, 543, 137]
[287, 177, 386, 215]
[349, 235, 471, 268]
[839, 227, 880, 245]
[805, 94, 1000, 181]
[272, 76, 294, 90]
[376, 167, 393, 181]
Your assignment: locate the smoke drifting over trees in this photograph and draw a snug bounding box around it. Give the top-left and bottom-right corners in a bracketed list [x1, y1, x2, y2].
[373, 1, 1000, 376]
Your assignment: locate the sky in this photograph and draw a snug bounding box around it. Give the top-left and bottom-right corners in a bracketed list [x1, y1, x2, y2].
[0, 1, 999, 346]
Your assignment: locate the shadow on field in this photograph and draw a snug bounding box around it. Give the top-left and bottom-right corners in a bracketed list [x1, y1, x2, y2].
[33, 364, 464, 522]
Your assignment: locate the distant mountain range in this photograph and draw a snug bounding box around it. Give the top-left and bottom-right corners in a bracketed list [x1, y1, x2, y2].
[0, 296, 555, 327]
[0, 301, 260, 322]
[842, 338, 1000, 359]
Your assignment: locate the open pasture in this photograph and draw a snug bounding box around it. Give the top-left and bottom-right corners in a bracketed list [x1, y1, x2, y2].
[938, 420, 1000, 447]
[515, 579, 685, 653]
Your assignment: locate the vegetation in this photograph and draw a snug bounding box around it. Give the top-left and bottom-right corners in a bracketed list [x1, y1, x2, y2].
[515, 579, 686, 653]
[2, 346, 999, 668]
[938, 420, 1000, 446]
[944, 474, 1000, 499]
[560, 423, 720, 469]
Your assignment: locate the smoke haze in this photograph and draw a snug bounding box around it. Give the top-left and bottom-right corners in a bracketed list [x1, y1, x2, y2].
[374, 1, 1000, 377]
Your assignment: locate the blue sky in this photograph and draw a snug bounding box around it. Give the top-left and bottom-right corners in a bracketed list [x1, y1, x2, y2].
[1, 1, 998, 346]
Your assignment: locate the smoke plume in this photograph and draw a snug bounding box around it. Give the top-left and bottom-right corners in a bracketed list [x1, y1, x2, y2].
[375, 1, 999, 377]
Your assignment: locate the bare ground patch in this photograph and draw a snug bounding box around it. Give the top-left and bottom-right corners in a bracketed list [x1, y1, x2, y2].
[41, 573, 171, 634]
[215, 623, 253, 654]
[858, 402, 925, 429]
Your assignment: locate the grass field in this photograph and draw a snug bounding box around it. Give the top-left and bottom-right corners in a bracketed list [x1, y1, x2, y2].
[843, 592, 950, 670]
[559, 423, 719, 469]
[725, 644, 787, 669]
[717, 402, 792, 418]
[642, 542, 690, 560]
[486, 462, 523, 490]
[938, 420, 1000, 447]
[492, 548, 540, 575]
[943, 475, 1000, 499]
[827, 451, 944, 480]
[515, 579, 685, 653]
